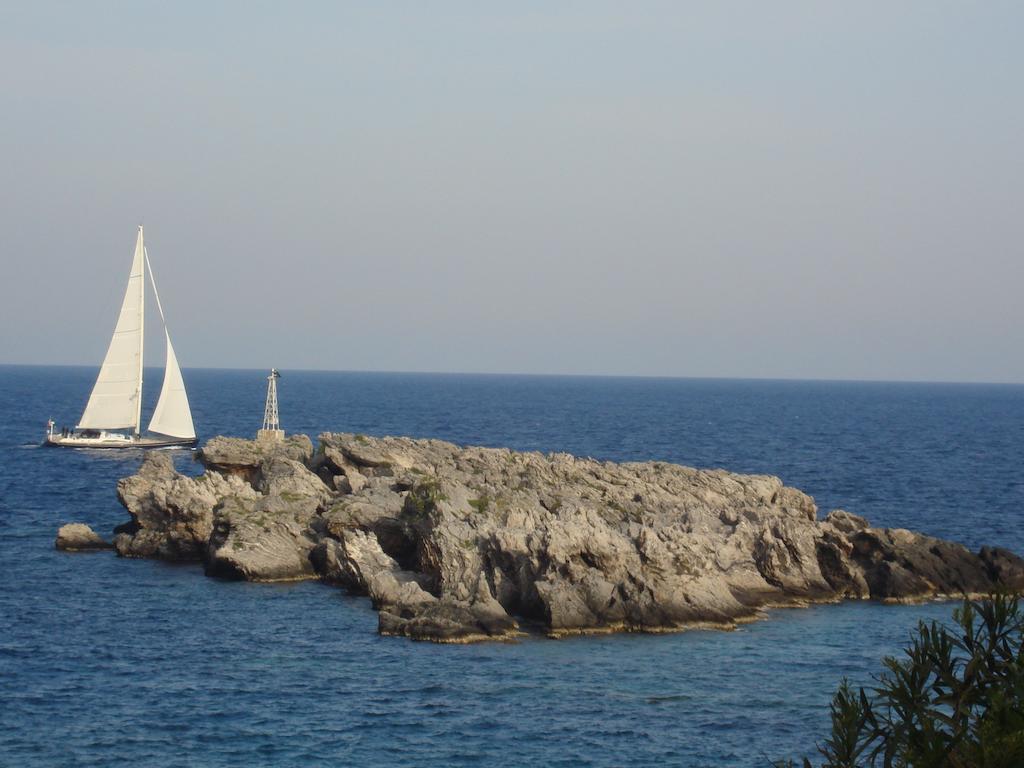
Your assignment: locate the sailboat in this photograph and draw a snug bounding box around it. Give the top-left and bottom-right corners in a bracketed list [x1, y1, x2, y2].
[45, 226, 198, 449]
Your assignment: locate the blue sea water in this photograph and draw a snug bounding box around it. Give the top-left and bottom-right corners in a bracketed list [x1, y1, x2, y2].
[1, 365, 1022, 767]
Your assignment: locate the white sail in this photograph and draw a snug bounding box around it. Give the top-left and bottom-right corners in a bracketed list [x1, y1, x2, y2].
[148, 331, 196, 438]
[77, 227, 145, 431]
[144, 246, 196, 439]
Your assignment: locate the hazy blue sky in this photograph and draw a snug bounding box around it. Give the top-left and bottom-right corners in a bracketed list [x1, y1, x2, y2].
[1, 2, 1021, 381]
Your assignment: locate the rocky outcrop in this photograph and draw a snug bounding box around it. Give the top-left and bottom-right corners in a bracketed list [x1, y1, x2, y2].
[98, 432, 1024, 643]
[114, 452, 259, 561]
[202, 454, 329, 582]
[196, 434, 314, 483]
[55, 523, 113, 551]
[115, 444, 329, 582]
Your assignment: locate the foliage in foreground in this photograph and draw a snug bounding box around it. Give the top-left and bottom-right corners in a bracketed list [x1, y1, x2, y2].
[780, 594, 1024, 768]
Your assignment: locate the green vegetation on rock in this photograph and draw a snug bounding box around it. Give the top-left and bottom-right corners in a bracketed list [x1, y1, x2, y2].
[405, 477, 446, 518]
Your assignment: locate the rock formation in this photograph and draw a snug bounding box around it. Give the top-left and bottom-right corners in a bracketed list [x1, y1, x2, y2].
[55, 522, 113, 551]
[95, 432, 1024, 642]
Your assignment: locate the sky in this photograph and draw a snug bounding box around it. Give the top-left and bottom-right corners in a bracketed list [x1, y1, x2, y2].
[1, 2, 1022, 382]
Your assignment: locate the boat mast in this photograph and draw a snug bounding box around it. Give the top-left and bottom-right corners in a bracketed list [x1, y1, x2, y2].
[135, 225, 145, 437]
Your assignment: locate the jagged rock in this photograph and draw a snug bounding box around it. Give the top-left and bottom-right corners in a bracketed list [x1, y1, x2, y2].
[204, 492, 321, 582]
[254, 456, 332, 501]
[115, 452, 258, 560]
[378, 572, 519, 642]
[116, 438, 328, 573]
[826, 509, 870, 534]
[106, 432, 1024, 642]
[848, 528, 1006, 601]
[204, 454, 329, 581]
[980, 546, 1024, 585]
[814, 530, 870, 598]
[318, 433, 411, 469]
[309, 528, 514, 642]
[197, 434, 314, 482]
[378, 597, 520, 642]
[55, 523, 113, 551]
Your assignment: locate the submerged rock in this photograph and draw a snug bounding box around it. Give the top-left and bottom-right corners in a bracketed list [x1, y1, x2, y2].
[99, 432, 1024, 643]
[55, 523, 113, 551]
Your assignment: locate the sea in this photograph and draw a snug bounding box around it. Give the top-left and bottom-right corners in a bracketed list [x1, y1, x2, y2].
[1, 365, 1022, 767]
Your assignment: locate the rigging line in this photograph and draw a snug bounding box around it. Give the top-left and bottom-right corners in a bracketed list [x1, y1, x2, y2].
[143, 246, 168, 326]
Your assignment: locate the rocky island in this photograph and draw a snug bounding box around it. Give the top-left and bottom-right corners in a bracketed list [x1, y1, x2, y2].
[64, 433, 1024, 642]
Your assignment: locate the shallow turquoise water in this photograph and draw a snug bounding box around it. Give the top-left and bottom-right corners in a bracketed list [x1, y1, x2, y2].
[2, 367, 1021, 766]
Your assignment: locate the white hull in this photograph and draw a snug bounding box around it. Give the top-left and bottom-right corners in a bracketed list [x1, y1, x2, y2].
[45, 432, 197, 449]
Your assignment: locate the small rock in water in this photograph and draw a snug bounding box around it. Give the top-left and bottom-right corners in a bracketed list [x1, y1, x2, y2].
[55, 523, 113, 552]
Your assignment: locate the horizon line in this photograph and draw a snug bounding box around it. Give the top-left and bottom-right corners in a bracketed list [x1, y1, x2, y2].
[1, 361, 1022, 388]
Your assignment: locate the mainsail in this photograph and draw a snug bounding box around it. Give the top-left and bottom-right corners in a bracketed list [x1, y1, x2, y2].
[144, 247, 196, 439]
[77, 227, 145, 431]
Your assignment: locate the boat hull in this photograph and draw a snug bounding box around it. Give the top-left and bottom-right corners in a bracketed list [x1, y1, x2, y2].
[44, 434, 198, 449]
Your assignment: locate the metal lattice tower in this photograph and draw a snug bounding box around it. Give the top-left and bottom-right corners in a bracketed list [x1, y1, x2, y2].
[258, 369, 284, 441]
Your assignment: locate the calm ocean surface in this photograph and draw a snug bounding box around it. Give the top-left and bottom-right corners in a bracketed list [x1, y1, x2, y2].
[2, 366, 1022, 766]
